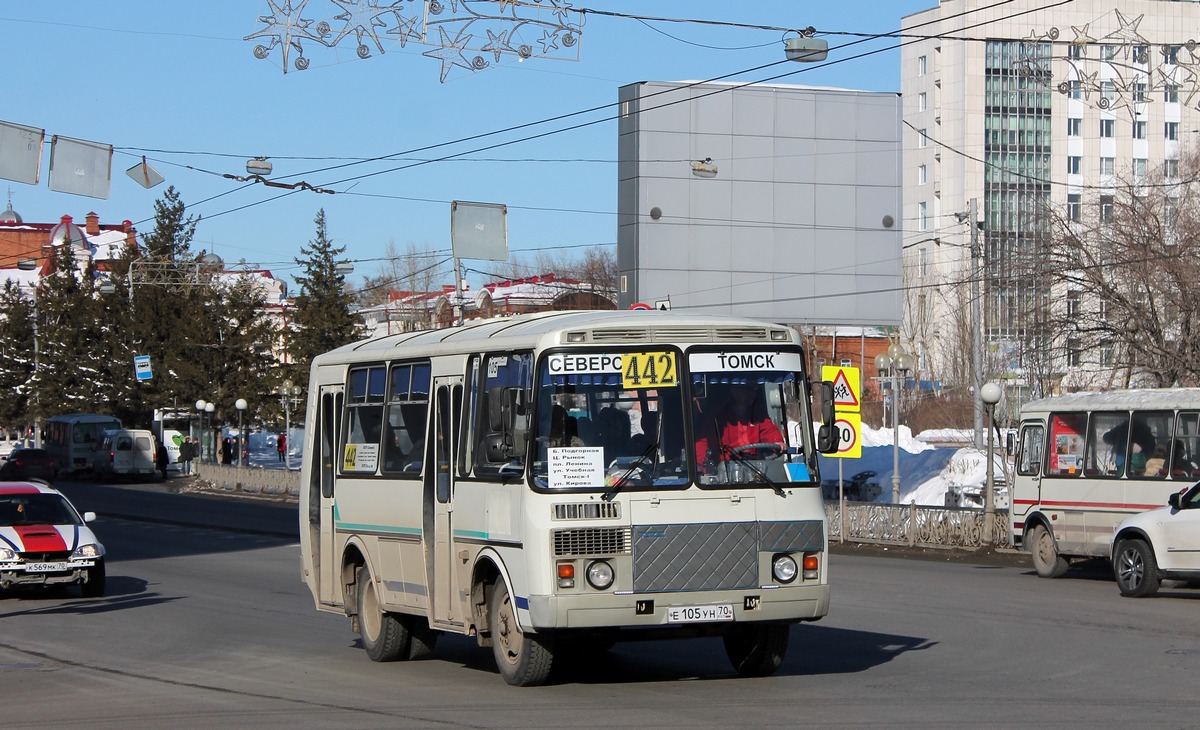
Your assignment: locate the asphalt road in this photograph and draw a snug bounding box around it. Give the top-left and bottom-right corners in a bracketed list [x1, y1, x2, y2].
[2, 477, 1198, 728]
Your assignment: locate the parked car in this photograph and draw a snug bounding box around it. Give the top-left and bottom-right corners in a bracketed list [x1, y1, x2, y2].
[1110, 482, 1200, 597]
[821, 470, 882, 502]
[0, 481, 105, 596]
[0, 447, 58, 482]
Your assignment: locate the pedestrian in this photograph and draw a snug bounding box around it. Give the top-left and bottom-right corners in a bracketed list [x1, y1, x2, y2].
[180, 437, 194, 475]
[155, 441, 169, 481]
[221, 437, 232, 465]
[277, 432, 287, 462]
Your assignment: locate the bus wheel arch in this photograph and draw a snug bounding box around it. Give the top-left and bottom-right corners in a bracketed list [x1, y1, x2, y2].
[1026, 519, 1069, 578]
[470, 551, 507, 646]
[340, 540, 369, 617]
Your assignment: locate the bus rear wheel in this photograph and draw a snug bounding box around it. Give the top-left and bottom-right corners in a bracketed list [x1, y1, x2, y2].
[724, 623, 789, 677]
[1029, 524, 1069, 578]
[356, 566, 411, 661]
[490, 580, 554, 686]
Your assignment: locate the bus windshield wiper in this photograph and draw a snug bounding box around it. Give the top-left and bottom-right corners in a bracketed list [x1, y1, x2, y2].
[602, 442, 659, 502]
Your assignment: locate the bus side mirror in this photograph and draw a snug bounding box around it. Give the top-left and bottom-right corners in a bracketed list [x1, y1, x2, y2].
[486, 387, 529, 460]
[813, 381, 839, 454]
[1006, 432, 1015, 456]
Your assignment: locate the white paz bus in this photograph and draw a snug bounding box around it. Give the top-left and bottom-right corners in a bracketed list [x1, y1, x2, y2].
[299, 310, 839, 685]
[1010, 388, 1200, 577]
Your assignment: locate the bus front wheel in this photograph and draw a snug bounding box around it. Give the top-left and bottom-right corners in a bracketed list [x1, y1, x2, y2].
[1029, 524, 1069, 578]
[356, 566, 411, 661]
[490, 580, 554, 686]
[724, 623, 789, 677]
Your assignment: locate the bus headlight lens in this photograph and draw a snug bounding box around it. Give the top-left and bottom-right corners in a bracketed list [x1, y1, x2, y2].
[772, 554, 798, 583]
[586, 560, 614, 590]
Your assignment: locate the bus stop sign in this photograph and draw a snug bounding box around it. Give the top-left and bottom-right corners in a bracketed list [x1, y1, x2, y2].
[134, 355, 153, 381]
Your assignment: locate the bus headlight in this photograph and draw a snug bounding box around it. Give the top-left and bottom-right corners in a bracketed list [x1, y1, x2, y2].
[586, 560, 615, 590]
[772, 554, 798, 583]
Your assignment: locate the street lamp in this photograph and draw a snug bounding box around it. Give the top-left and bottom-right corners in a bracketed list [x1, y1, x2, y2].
[205, 402, 215, 461]
[980, 382, 1003, 545]
[280, 380, 301, 471]
[235, 398, 248, 467]
[195, 400, 207, 463]
[876, 344, 914, 503]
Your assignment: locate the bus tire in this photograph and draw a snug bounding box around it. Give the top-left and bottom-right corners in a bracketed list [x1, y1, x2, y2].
[1029, 523, 1069, 578]
[407, 616, 439, 660]
[356, 566, 410, 661]
[724, 622, 789, 677]
[490, 580, 554, 686]
[1114, 538, 1161, 598]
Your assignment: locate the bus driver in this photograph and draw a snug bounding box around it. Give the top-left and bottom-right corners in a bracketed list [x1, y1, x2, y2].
[694, 383, 784, 468]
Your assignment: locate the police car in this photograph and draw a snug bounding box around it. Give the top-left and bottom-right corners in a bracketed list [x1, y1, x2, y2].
[0, 481, 106, 597]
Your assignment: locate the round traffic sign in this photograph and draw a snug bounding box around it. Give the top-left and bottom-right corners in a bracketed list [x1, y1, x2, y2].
[835, 417, 858, 454]
[629, 302, 652, 310]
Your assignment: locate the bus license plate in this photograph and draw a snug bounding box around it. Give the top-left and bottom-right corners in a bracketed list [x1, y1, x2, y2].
[666, 604, 734, 623]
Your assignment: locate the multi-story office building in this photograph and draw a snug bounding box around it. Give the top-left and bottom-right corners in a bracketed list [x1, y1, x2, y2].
[902, 0, 1200, 397]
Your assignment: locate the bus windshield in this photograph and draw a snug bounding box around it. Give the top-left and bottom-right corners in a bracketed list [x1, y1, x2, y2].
[533, 351, 689, 490]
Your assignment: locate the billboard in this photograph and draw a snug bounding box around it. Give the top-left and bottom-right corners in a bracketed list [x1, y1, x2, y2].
[617, 81, 903, 325]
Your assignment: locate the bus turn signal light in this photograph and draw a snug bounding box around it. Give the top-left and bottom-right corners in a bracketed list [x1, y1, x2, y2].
[803, 554, 819, 580]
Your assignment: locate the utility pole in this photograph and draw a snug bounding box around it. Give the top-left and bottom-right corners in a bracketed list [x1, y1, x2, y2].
[970, 198, 985, 450]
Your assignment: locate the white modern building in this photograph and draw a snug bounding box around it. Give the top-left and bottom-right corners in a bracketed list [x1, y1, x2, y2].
[902, 0, 1200, 398]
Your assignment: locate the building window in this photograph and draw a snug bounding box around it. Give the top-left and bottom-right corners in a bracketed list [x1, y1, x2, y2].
[1133, 120, 1146, 139]
[1067, 117, 1081, 136]
[918, 128, 928, 148]
[1101, 44, 1117, 61]
[1068, 193, 1082, 222]
[1164, 45, 1180, 65]
[918, 248, 928, 277]
[1069, 79, 1082, 99]
[918, 92, 927, 112]
[918, 55, 927, 76]
[1166, 84, 1180, 103]
[1101, 80, 1115, 101]
[1100, 194, 1114, 223]
[918, 201, 928, 231]
[1100, 342, 1114, 367]
[1134, 82, 1147, 103]
[1166, 121, 1179, 140]
[1133, 45, 1149, 64]
[1067, 337, 1081, 367]
[1100, 157, 1115, 176]
[1100, 118, 1114, 137]
[1165, 158, 1180, 178]
[918, 164, 927, 185]
[1066, 290, 1081, 319]
[1068, 44, 1083, 60]
[1133, 158, 1147, 179]
[1067, 156, 1081, 175]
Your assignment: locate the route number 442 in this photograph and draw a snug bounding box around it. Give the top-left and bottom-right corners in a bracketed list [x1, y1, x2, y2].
[622, 351, 678, 389]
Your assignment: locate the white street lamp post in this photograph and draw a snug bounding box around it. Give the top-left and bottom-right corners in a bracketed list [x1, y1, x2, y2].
[195, 400, 207, 464]
[980, 382, 1003, 546]
[235, 398, 248, 467]
[281, 380, 300, 471]
[876, 345, 914, 504]
[205, 402, 215, 462]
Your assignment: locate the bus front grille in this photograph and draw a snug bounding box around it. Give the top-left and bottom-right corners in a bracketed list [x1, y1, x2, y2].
[553, 527, 632, 556]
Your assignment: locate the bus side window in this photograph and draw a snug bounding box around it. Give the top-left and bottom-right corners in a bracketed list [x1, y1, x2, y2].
[1172, 412, 1200, 478]
[1048, 412, 1086, 477]
[1017, 425, 1043, 476]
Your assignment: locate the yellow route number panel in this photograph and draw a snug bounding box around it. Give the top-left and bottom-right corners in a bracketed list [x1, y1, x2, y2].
[621, 351, 678, 389]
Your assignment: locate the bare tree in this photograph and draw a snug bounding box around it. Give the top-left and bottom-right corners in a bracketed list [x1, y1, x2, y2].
[359, 241, 450, 333]
[1040, 148, 1200, 388]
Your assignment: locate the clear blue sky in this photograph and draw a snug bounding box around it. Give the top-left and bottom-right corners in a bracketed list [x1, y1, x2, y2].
[0, 1, 932, 290]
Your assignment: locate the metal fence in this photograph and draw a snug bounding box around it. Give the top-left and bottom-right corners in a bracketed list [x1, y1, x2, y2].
[826, 501, 1011, 549]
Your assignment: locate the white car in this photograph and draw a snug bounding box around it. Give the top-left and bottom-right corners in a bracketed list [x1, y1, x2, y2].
[0, 481, 106, 597]
[1110, 482, 1200, 597]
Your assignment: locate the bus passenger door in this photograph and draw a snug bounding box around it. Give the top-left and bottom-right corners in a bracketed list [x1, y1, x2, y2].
[317, 387, 343, 606]
[427, 378, 463, 627]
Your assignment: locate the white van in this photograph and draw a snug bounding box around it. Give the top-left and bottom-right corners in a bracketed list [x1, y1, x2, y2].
[92, 429, 158, 481]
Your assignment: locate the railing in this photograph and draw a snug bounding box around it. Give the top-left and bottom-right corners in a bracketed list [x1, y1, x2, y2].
[825, 501, 1011, 549]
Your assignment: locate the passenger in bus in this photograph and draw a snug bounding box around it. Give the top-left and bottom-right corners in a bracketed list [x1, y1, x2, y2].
[597, 407, 632, 461]
[694, 383, 784, 465]
[547, 405, 583, 448]
[1143, 444, 1168, 477]
[1171, 440, 1199, 477]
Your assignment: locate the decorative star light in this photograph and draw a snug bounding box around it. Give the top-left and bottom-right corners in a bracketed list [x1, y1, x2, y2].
[244, 0, 584, 82]
[1038, 10, 1199, 120]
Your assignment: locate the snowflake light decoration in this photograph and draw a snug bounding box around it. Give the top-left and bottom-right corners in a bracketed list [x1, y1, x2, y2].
[244, 0, 583, 80]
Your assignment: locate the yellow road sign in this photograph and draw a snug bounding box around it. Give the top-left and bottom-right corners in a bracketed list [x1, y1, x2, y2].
[827, 412, 862, 459]
[822, 365, 861, 412]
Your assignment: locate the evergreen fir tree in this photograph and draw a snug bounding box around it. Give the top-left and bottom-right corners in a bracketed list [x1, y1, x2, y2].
[289, 209, 362, 383]
[0, 280, 34, 425]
